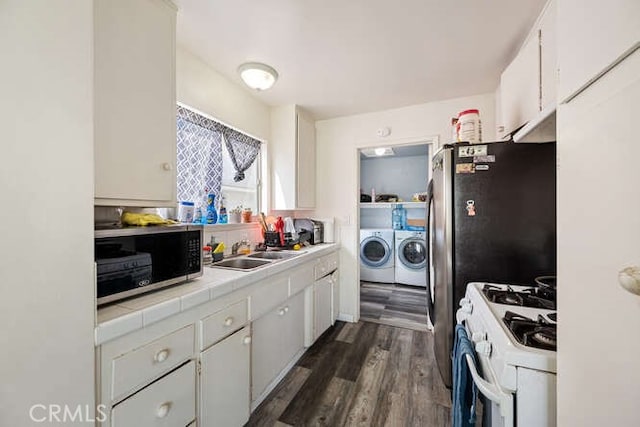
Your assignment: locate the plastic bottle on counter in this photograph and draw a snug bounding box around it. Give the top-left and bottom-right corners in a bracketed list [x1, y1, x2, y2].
[193, 207, 203, 224]
[392, 204, 406, 230]
[206, 193, 218, 224]
[218, 196, 228, 224]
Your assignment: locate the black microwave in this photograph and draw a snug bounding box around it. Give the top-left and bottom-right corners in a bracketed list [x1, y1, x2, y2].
[95, 224, 203, 306]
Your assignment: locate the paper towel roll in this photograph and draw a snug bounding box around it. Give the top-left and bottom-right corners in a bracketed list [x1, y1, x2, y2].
[319, 217, 335, 243]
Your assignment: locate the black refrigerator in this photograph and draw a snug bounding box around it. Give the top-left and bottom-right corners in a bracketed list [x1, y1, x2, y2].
[426, 141, 556, 388]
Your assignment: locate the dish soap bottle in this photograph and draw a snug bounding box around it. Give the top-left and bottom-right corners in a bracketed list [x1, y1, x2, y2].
[206, 193, 218, 224]
[218, 196, 228, 224]
[392, 204, 405, 230]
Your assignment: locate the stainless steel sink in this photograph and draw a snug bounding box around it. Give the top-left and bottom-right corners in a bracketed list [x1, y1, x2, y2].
[209, 258, 272, 271]
[247, 251, 302, 260]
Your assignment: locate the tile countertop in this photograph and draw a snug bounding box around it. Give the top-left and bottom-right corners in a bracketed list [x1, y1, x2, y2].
[95, 243, 339, 345]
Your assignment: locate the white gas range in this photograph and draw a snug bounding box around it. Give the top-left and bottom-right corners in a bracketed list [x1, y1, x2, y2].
[456, 282, 557, 427]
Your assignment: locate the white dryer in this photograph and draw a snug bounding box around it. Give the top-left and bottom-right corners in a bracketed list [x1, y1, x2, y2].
[359, 229, 395, 283]
[394, 230, 427, 287]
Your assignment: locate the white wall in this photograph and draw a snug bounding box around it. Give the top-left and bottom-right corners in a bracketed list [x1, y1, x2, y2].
[361, 154, 429, 201]
[0, 1, 95, 425]
[176, 46, 270, 141]
[315, 93, 495, 320]
[556, 4, 640, 424]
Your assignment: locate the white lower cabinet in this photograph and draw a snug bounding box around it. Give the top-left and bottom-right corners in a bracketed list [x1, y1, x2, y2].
[200, 326, 251, 427]
[314, 276, 333, 341]
[111, 361, 195, 427]
[251, 292, 305, 402]
[331, 270, 340, 323]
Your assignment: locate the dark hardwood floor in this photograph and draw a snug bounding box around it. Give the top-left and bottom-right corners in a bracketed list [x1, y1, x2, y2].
[246, 321, 453, 427]
[360, 281, 429, 332]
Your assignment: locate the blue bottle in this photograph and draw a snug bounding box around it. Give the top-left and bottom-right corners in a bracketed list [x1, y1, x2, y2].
[392, 204, 405, 230]
[218, 196, 228, 224]
[206, 194, 218, 224]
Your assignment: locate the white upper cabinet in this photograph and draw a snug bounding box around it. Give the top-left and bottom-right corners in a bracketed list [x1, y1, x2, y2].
[270, 105, 316, 210]
[557, 0, 640, 103]
[539, 0, 557, 111]
[499, 0, 557, 139]
[500, 31, 540, 138]
[94, 0, 177, 206]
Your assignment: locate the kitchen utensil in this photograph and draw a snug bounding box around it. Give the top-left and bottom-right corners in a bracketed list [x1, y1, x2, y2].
[275, 216, 285, 246]
[258, 212, 268, 233]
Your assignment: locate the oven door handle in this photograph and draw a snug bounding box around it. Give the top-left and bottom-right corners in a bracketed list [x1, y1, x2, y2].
[464, 353, 514, 425]
[457, 312, 515, 426]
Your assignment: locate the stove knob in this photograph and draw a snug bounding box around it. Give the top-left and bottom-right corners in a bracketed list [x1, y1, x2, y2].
[471, 331, 487, 342]
[459, 302, 473, 314]
[475, 340, 492, 357]
[459, 298, 471, 307]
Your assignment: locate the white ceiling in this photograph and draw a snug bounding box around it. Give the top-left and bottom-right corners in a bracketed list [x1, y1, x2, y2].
[174, 0, 547, 120]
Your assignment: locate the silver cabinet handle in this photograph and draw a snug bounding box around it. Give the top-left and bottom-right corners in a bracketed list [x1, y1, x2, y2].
[242, 336, 252, 345]
[224, 316, 234, 326]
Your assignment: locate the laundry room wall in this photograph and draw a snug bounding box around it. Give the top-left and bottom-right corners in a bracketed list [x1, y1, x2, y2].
[315, 91, 496, 321]
[360, 154, 428, 202]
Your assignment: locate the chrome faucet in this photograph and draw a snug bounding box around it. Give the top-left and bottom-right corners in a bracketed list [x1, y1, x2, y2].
[231, 239, 250, 255]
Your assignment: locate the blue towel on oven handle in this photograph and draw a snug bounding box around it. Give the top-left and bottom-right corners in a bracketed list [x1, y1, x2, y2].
[452, 324, 478, 427]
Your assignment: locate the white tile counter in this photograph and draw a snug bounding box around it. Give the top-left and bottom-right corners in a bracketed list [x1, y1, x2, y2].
[95, 243, 339, 345]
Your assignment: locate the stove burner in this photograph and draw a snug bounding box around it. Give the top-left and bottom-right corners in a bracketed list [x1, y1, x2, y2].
[530, 330, 557, 347]
[503, 311, 557, 351]
[483, 284, 556, 310]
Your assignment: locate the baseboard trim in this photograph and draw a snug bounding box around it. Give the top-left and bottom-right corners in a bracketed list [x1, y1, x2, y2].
[336, 313, 355, 323]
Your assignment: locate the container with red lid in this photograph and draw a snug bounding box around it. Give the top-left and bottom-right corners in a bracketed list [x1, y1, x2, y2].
[457, 109, 482, 144]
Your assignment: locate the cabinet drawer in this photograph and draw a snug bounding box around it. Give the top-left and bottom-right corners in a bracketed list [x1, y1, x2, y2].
[112, 325, 194, 400]
[289, 263, 315, 295]
[250, 274, 289, 320]
[326, 252, 339, 273]
[200, 299, 248, 350]
[112, 361, 195, 427]
[315, 253, 338, 280]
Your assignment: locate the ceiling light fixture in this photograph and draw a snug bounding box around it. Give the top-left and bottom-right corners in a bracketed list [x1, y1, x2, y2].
[238, 62, 278, 91]
[361, 147, 395, 158]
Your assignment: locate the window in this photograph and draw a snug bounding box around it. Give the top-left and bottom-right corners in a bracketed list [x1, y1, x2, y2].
[176, 105, 261, 214]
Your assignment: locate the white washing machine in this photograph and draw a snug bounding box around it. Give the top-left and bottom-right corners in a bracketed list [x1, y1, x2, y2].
[394, 230, 427, 287]
[359, 229, 395, 283]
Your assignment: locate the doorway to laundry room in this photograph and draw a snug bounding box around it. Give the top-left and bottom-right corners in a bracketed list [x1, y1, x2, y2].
[358, 143, 430, 331]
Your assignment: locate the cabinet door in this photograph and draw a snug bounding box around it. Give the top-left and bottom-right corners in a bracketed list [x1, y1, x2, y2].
[539, 0, 557, 111]
[94, 0, 177, 205]
[251, 293, 305, 402]
[557, 0, 640, 103]
[281, 292, 305, 364]
[251, 306, 284, 401]
[331, 270, 340, 323]
[200, 326, 251, 427]
[296, 111, 316, 209]
[314, 278, 332, 340]
[500, 32, 540, 137]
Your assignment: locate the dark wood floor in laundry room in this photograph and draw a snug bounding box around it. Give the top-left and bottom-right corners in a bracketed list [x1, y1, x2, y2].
[360, 281, 429, 332]
[245, 321, 459, 427]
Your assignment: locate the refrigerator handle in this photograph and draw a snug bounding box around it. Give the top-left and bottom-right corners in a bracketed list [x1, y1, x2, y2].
[426, 179, 435, 326]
